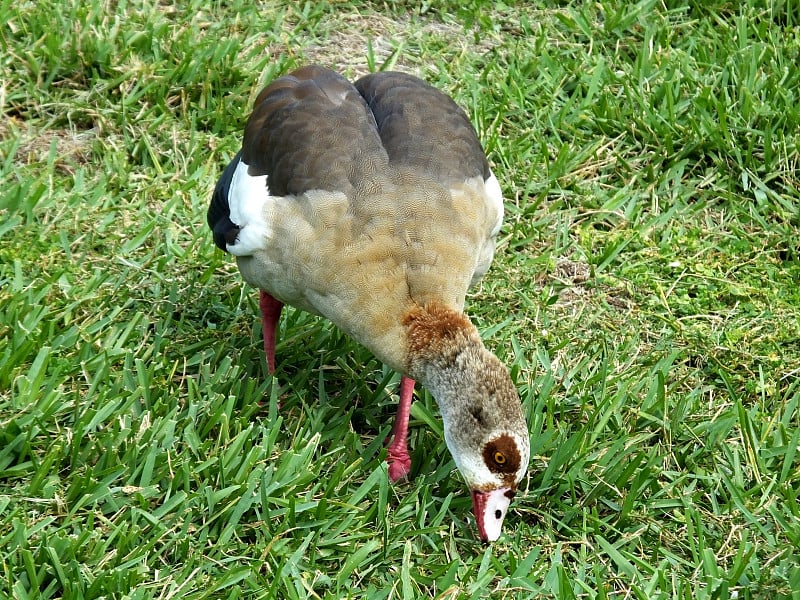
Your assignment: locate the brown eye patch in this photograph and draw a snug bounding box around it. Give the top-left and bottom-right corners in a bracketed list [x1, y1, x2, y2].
[483, 434, 521, 476]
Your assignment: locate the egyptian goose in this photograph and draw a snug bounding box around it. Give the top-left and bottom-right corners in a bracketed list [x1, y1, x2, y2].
[208, 65, 529, 542]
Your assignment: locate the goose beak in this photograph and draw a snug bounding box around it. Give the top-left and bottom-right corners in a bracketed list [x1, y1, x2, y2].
[471, 488, 514, 542]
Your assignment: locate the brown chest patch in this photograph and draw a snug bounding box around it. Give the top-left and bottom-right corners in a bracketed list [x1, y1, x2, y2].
[483, 434, 521, 485]
[402, 302, 474, 362]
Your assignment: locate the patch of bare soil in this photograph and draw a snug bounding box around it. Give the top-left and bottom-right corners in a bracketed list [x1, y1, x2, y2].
[265, 12, 500, 79]
[551, 257, 633, 312]
[2, 117, 94, 174]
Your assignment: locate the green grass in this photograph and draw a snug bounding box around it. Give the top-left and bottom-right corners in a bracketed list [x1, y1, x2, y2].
[2, 0, 799, 598]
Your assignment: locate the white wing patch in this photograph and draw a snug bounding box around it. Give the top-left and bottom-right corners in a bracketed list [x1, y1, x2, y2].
[226, 159, 272, 256]
[470, 171, 504, 287]
[484, 171, 504, 237]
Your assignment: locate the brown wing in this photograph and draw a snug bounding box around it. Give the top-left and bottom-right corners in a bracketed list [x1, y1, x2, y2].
[242, 65, 388, 196]
[354, 71, 490, 185]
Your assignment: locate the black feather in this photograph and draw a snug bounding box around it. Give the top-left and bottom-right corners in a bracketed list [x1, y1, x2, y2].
[207, 150, 242, 251]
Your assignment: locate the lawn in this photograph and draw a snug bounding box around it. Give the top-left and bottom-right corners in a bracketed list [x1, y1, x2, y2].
[1, 0, 799, 598]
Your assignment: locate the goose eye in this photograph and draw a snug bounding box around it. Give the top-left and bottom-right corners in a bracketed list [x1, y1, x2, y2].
[493, 451, 506, 465]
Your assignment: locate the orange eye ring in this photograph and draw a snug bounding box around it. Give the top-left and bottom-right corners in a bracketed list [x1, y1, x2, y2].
[493, 451, 506, 465]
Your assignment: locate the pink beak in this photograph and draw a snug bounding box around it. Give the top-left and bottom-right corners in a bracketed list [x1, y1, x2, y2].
[471, 488, 515, 542]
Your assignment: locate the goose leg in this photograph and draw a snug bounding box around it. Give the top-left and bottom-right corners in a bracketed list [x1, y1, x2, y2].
[259, 290, 284, 374]
[386, 375, 415, 481]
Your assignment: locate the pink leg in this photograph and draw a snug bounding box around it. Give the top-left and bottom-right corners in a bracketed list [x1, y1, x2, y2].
[259, 290, 283, 374]
[386, 375, 415, 481]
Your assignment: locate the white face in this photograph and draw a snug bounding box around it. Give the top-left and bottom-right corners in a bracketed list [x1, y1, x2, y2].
[444, 427, 529, 542]
[444, 428, 529, 490]
[472, 488, 514, 542]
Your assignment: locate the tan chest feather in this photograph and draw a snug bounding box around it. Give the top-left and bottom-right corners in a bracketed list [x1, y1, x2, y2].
[236, 175, 497, 370]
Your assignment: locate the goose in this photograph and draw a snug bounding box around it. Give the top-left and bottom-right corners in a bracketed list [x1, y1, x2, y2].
[208, 65, 529, 542]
